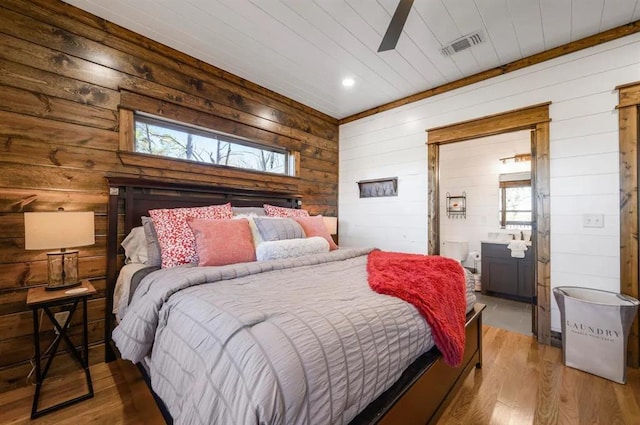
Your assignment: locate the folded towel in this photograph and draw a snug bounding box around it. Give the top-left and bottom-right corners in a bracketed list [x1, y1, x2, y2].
[507, 240, 528, 258]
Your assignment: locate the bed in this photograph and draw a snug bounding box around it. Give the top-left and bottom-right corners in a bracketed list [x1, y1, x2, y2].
[104, 176, 484, 425]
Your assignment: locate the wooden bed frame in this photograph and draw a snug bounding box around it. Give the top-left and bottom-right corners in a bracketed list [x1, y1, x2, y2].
[104, 176, 484, 425]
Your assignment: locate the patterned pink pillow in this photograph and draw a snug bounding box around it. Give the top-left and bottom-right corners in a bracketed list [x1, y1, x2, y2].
[263, 204, 310, 218]
[293, 216, 338, 250]
[188, 218, 256, 266]
[149, 203, 233, 268]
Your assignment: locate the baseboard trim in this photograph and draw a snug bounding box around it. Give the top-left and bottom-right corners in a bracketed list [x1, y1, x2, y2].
[550, 331, 562, 348]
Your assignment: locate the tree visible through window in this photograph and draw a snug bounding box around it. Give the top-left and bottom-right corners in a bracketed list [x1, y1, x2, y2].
[499, 180, 532, 229]
[134, 114, 292, 175]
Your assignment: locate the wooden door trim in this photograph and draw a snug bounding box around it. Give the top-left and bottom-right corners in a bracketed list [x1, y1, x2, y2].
[618, 80, 640, 367]
[427, 102, 551, 145]
[427, 103, 552, 345]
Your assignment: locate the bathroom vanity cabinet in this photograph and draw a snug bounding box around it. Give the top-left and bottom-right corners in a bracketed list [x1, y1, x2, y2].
[481, 242, 534, 302]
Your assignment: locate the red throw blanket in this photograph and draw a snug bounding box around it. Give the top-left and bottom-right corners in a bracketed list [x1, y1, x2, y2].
[367, 250, 467, 367]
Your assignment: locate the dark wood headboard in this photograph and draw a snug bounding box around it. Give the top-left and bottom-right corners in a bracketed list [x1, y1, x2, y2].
[104, 176, 302, 361]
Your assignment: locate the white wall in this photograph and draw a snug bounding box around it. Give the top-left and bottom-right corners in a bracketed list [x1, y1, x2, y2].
[339, 32, 640, 331]
[439, 130, 531, 271]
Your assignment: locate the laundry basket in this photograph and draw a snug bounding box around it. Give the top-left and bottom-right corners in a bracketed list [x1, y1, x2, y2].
[553, 286, 639, 384]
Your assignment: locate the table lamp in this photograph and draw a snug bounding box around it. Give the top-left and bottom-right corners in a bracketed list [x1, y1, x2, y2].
[322, 216, 338, 235]
[24, 210, 95, 290]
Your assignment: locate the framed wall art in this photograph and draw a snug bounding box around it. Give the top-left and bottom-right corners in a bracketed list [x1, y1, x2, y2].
[357, 177, 398, 198]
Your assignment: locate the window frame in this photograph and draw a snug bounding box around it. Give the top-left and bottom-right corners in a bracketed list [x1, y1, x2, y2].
[499, 179, 532, 228]
[132, 112, 294, 177]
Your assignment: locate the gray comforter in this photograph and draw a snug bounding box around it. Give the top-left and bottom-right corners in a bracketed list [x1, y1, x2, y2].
[113, 248, 474, 425]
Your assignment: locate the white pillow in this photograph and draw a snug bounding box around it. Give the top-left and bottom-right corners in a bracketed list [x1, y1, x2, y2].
[121, 226, 148, 264]
[256, 237, 329, 261]
[232, 206, 266, 217]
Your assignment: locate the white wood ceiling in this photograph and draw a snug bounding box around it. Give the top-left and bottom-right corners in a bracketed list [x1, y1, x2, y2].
[63, 0, 640, 119]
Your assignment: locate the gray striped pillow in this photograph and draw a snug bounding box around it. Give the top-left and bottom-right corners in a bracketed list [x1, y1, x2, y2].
[253, 217, 306, 242]
[141, 216, 162, 267]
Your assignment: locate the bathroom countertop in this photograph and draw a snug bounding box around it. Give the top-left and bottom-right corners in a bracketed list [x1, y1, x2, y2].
[481, 240, 532, 246]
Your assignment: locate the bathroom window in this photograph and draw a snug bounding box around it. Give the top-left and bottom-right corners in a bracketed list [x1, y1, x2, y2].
[499, 179, 532, 229]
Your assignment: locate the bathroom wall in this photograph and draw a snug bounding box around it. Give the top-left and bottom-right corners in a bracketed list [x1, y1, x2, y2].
[439, 130, 531, 272]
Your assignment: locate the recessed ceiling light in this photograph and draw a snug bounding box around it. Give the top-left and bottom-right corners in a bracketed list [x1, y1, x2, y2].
[342, 78, 355, 87]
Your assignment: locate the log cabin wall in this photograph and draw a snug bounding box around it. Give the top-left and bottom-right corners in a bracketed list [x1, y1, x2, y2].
[0, 0, 338, 392]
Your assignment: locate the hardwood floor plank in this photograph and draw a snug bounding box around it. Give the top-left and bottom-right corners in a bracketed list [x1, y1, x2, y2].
[614, 374, 640, 424]
[533, 344, 563, 424]
[555, 365, 582, 425]
[490, 401, 513, 424]
[495, 330, 529, 413]
[576, 371, 603, 425]
[596, 378, 625, 425]
[437, 370, 482, 424]
[462, 327, 516, 424]
[507, 338, 538, 425]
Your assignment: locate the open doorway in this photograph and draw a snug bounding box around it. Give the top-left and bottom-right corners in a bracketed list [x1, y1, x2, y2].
[439, 130, 533, 335]
[426, 103, 552, 345]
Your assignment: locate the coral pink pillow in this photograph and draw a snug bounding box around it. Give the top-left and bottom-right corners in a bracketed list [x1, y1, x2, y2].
[263, 204, 310, 218]
[188, 218, 256, 266]
[293, 216, 338, 250]
[149, 203, 233, 268]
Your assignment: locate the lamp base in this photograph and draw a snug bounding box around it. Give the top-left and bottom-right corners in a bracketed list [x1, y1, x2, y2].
[46, 250, 80, 290]
[45, 280, 82, 291]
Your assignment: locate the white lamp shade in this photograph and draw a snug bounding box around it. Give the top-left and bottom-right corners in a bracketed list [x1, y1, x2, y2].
[322, 216, 338, 235]
[24, 211, 95, 250]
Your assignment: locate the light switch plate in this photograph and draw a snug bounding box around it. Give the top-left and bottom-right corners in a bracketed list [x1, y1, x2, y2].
[583, 214, 604, 228]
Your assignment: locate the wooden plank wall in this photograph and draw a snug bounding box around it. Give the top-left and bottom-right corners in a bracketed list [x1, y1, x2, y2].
[0, 0, 339, 392]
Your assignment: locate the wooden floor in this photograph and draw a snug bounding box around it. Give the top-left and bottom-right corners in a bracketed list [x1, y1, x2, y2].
[2, 326, 639, 424]
[2, 357, 164, 425]
[437, 326, 640, 425]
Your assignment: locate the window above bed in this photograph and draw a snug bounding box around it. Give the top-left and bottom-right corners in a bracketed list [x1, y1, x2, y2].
[132, 113, 295, 176]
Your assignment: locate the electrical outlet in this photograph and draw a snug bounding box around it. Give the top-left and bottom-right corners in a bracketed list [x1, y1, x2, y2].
[53, 311, 70, 335]
[583, 214, 604, 228]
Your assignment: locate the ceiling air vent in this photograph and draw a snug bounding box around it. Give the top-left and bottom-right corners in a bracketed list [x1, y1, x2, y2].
[440, 31, 483, 56]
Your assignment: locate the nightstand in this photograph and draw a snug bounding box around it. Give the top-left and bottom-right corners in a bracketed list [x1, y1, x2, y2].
[26, 280, 97, 419]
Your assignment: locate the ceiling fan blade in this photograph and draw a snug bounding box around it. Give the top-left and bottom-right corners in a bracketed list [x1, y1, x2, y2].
[377, 0, 414, 52]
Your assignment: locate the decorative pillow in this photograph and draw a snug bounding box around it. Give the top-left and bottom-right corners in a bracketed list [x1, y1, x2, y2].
[149, 203, 233, 268]
[188, 218, 256, 266]
[256, 237, 329, 261]
[141, 216, 162, 267]
[253, 217, 306, 242]
[245, 217, 264, 247]
[121, 226, 148, 264]
[232, 206, 266, 217]
[263, 204, 310, 218]
[293, 216, 339, 250]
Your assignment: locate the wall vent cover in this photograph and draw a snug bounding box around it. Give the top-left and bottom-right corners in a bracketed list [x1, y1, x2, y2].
[440, 31, 483, 56]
